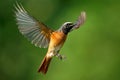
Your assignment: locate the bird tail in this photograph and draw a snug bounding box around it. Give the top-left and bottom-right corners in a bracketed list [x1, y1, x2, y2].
[38, 54, 52, 74]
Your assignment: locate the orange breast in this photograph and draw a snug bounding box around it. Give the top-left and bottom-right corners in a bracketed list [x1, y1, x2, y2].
[49, 31, 67, 48]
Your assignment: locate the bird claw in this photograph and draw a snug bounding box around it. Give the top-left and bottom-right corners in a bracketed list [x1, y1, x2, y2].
[55, 53, 66, 60]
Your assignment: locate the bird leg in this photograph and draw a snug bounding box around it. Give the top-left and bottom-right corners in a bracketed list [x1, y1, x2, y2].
[55, 50, 66, 60]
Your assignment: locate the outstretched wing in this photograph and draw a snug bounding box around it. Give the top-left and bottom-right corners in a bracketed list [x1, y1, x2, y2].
[14, 3, 53, 48]
[72, 11, 86, 30]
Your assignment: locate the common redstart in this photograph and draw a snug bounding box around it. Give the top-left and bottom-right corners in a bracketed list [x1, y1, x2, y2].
[14, 3, 86, 74]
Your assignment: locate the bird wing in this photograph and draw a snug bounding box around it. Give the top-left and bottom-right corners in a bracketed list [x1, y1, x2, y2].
[15, 3, 53, 48]
[72, 11, 86, 30]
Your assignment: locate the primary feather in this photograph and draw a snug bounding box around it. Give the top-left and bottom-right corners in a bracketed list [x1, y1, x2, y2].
[15, 3, 53, 48]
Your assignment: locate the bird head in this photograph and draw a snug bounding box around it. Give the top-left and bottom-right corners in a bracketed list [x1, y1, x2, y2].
[61, 22, 76, 34]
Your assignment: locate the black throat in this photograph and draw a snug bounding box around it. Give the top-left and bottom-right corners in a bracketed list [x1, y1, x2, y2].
[62, 28, 72, 35]
[62, 29, 69, 35]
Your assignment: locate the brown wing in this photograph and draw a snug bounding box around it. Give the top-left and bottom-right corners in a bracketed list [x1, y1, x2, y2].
[15, 3, 53, 48]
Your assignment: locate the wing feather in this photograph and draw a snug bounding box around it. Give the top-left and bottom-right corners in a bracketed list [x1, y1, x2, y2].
[15, 3, 53, 48]
[71, 11, 86, 30]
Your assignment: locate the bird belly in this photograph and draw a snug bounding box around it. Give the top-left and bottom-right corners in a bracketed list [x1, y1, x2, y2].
[51, 32, 66, 47]
[47, 32, 67, 54]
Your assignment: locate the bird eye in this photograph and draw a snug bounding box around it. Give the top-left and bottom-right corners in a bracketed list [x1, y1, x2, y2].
[67, 24, 70, 26]
[66, 24, 70, 28]
[66, 23, 73, 28]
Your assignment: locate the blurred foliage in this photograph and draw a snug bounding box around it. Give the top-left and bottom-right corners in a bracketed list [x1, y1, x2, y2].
[0, 0, 120, 80]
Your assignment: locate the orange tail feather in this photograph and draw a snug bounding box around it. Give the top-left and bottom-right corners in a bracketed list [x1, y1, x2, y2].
[38, 55, 52, 74]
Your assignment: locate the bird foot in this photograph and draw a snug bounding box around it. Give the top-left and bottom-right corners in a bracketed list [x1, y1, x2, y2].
[55, 53, 66, 60]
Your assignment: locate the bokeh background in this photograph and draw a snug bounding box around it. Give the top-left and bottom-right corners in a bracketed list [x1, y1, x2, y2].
[0, 0, 120, 80]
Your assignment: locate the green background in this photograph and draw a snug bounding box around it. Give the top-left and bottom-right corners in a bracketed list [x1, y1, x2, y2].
[0, 0, 120, 80]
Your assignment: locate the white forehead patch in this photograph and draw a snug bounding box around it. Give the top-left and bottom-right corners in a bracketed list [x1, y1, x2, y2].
[63, 22, 72, 26]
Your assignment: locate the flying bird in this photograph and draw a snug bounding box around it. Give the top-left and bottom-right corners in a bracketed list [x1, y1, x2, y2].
[14, 3, 86, 74]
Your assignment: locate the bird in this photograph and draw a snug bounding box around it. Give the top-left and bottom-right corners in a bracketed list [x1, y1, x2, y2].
[14, 3, 86, 74]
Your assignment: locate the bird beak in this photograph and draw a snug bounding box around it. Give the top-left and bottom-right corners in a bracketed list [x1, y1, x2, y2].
[70, 23, 77, 31]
